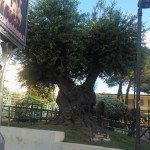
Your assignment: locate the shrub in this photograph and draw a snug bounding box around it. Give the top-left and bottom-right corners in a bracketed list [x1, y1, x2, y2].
[96, 96, 128, 121]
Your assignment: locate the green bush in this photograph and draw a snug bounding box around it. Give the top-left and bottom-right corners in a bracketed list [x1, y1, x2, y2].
[96, 96, 128, 121]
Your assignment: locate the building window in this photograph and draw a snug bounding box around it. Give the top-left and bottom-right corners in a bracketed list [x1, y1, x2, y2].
[148, 100, 150, 110]
[128, 99, 134, 109]
[140, 99, 144, 106]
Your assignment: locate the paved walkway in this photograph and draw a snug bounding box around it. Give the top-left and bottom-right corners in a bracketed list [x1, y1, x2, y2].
[56, 142, 124, 150]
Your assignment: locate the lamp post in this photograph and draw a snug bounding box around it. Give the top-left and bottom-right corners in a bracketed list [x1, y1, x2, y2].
[0, 40, 19, 150]
[136, 0, 150, 150]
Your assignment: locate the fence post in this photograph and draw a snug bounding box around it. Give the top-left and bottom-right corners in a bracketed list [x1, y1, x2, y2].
[46, 110, 48, 123]
[31, 103, 33, 124]
[40, 104, 43, 122]
[148, 110, 150, 126]
[8, 106, 10, 126]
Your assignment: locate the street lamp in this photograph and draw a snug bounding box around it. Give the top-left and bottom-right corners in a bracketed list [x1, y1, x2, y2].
[139, 0, 150, 8]
[136, 0, 150, 150]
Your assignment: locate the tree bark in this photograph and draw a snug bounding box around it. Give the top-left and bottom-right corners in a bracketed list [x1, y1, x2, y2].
[53, 70, 100, 127]
[117, 81, 124, 102]
[125, 80, 132, 105]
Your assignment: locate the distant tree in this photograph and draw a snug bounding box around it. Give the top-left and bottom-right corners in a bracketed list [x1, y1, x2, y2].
[140, 47, 150, 94]
[103, 44, 150, 105]
[103, 71, 135, 104]
[26, 83, 57, 102]
[18, 0, 138, 127]
[102, 74, 126, 102]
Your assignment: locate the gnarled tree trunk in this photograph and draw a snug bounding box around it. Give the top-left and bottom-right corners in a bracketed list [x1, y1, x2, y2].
[53, 70, 100, 127]
[56, 85, 96, 127]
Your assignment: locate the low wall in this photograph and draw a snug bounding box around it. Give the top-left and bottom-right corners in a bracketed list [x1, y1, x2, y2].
[0, 126, 64, 150]
[0, 126, 123, 150]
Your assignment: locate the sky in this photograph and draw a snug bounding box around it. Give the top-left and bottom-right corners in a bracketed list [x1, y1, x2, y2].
[78, 0, 150, 94]
[4, 64, 27, 93]
[78, 0, 150, 28]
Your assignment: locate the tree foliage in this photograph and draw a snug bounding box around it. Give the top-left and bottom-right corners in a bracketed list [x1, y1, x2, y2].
[19, 0, 137, 85]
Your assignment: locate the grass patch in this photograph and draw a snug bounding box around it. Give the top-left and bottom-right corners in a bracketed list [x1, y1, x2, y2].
[21, 123, 150, 150]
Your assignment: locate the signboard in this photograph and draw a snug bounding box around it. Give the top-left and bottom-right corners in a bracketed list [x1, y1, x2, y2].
[0, 0, 29, 48]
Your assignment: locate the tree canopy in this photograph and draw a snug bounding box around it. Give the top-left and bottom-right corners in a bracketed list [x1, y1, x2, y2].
[19, 0, 137, 86]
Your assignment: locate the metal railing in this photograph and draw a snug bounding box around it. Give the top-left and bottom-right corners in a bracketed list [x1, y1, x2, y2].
[2, 105, 59, 126]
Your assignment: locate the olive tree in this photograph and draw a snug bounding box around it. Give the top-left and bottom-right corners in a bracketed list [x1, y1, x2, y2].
[18, 0, 137, 127]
